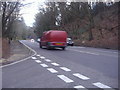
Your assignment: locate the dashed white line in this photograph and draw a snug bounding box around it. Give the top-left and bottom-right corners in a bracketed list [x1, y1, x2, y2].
[32, 57, 37, 59]
[74, 85, 85, 88]
[47, 68, 58, 73]
[35, 60, 41, 63]
[36, 55, 40, 56]
[57, 75, 74, 83]
[93, 82, 112, 88]
[51, 63, 60, 66]
[73, 73, 90, 80]
[60, 67, 71, 71]
[45, 59, 51, 62]
[40, 64, 48, 67]
[40, 56, 45, 59]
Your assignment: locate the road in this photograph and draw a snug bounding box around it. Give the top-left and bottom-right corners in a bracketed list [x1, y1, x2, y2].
[2, 40, 119, 89]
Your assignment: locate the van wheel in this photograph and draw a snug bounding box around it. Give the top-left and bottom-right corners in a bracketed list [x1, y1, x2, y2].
[62, 47, 65, 50]
[39, 43, 42, 48]
[47, 45, 51, 50]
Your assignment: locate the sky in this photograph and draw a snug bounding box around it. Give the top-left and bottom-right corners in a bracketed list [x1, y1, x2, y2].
[20, 0, 115, 27]
[20, 0, 45, 27]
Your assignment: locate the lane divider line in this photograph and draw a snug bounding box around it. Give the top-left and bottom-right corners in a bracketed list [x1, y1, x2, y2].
[1, 40, 37, 68]
[35, 60, 41, 63]
[74, 85, 86, 88]
[45, 59, 51, 62]
[69, 49, 99, 55]
[60, 67, 71, 71]
[32, 57, 37, 59]
[57, 75, 74, 83]
[47, 68, 58, 73]
[40, 64, 48, 67]
[36, 55, 40, 56]
[93, 82, 112, 88]
[51, 63, 60, 66]
[73, 73, 90, 80]
[40, 56, 45, 59]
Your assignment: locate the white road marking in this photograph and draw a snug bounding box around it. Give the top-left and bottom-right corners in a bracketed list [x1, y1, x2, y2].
[40, 56, 45, 59]
[74, 85, 85, 88]
[35, 60, 41, 63]
[69, 49, 99, 55]
[51, 63, 60, 66]
[40, 64, 48, 67]
[36, 55, 40, 56]
[60, 67, 71, 71]
[57, 75, 74, 83]
[93, 82, 112, 88]
[47, 68, 58, 73]
[32, 57, 37, 59]
[73, 73, 90, 80]
[72, 46, 85, 48]
[45, 59, 51, 62]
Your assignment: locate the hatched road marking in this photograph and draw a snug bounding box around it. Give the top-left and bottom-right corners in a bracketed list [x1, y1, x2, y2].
[73, 73, 90, 80]
[93, 82, 112, 88]
[47, 68, 58, 73]
[57, 75, 74, 83]
[51, 63, 60, 66]
[60, 67, 71, 71]
[40, 64, 48, 67]
[35, 60, 41, 63]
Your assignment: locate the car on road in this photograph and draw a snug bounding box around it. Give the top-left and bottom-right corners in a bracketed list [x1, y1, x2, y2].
[39, 30, 67, 50]
[67, 38, 74, 46]
[36, 38, 40, 43]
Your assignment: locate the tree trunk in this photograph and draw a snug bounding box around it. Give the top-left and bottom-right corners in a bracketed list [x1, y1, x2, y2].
[2, 38, 10, 59]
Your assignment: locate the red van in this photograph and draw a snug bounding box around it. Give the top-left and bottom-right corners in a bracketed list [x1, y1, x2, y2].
[39, 30, 67, 50]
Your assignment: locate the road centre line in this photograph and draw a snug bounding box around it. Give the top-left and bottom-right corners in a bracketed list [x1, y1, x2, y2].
[57, 75, 74, 83]
[60, 67, 71, 71]
[40, 64, 48, 67]
[35, 60, 41, 63]
[93, 82, 112, 88]
[74, 85, 85, 88]
[47, 68, 58, 73]
[45, 59, 51, 62]
[32, 57, 37, 59]
[73, 73, 90, 80]
[51, 63, 60, 66]
[69, 49, 99, 55]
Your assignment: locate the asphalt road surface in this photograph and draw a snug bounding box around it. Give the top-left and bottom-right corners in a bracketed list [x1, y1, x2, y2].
[2, 40, 119, 89]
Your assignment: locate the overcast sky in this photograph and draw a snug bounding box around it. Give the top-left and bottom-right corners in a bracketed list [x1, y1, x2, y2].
[20, 0, 45, 27]
[20, 0, 115, 27]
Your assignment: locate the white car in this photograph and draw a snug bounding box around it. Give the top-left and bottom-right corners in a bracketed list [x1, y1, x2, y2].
[31, 39, 35, 42]
[67, 38, 74, 46]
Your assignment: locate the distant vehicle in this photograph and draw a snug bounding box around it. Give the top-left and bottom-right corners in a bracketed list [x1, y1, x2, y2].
[37, 38, 40, 43]
[67, 38, 74, 46]
[39, 30, 67, 50]
[31, 39, 35, 42]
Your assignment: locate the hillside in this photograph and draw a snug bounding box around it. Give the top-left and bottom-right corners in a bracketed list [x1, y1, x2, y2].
[58, 3, 119, 49]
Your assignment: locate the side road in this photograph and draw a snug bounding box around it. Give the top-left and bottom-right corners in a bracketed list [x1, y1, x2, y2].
[0, 40, 34, 66]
